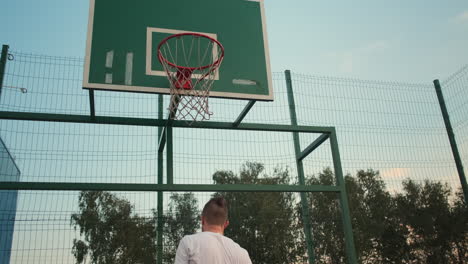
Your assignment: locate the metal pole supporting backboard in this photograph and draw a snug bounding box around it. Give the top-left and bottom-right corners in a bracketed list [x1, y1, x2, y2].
[434, 79, 468, 203]
[330, 130, 358, 264]
[284, 70, 315, 264]
[157, 94, 164, 264]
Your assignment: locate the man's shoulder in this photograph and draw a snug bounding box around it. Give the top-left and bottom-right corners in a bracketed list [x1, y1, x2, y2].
[221, 237, 251, 262]
[179, 232, 213, 245]
[180, 231, 207, 241]
[217, 234, 250, 256]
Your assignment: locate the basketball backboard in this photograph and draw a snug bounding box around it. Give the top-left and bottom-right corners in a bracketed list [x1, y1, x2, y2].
[83, 0, 273, 101]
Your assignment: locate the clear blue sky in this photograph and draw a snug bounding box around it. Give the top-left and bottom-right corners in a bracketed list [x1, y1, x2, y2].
[1, 0, 467, 82]
[0, 0, 468, 82]
[266, 0, 468, 82]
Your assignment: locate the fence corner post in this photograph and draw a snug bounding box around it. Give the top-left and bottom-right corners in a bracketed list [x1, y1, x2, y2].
[433, 79, 468, 204]
[0, 44, 10, 99]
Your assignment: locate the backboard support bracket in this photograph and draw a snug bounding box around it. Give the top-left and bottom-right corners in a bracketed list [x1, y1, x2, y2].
[158, 95, 180, 152]
[298, 133, 330, 161]
[88, 89, 96, 118]
[233, 100, 256, 127]
[158, 127, 166, 153]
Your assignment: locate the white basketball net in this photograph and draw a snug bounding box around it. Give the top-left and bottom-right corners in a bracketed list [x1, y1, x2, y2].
[158, 33, 224, 122]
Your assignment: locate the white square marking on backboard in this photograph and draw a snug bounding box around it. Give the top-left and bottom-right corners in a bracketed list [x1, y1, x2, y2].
[145, 27, 220, 80]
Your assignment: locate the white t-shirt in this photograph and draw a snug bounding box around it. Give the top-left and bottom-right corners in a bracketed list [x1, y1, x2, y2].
[174, 231, 252, 264]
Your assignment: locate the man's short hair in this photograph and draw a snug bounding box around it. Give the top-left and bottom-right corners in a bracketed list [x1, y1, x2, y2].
[202, 197, 228, 226]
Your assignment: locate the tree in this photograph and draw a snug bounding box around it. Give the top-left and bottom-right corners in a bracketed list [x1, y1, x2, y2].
[395, 180, 466, 264]
[162, 192, 200, 263]
[302, 168, 345, 264]
[70, 171, 468, 264]
[305, 168, 468, 264]
[303, 168, 403, 263]
[213, 162, 304, 264]
[352, 169, 409, 263]
[71, 191, 157, 264]
[448, 189, 468, 264]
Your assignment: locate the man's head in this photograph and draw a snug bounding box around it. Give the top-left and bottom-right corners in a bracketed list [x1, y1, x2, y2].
[201, 197, 229, 233]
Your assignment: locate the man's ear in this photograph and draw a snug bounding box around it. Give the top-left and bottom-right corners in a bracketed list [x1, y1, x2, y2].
[201, 215, 206, 225]
[224, 220, 229, 229]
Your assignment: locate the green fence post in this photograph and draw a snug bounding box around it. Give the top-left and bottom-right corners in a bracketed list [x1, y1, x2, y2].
[284, 70, 315, 264]
[157, 94, 164, 264]
[0, 45, 10, 99]
[330, 129, 358, 264]
[434, 79, 468, 203]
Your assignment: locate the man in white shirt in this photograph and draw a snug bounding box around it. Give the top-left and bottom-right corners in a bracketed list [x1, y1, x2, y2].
[174, 197, 252, 264]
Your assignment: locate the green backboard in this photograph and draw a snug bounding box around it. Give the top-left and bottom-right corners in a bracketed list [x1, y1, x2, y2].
[83, 0, 273, 101]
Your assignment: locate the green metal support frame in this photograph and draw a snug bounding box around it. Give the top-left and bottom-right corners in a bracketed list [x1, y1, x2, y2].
[0, 82, 358, 264]
[0, 182, 341, 192]
[298, 134, 329, 161]
[285, 70, 316, 264]
[0, 111, 335, 133]
[157, 94, 164, 264]
[158, 128, 167, 153]
[88, 89, 96, 118]
[233, 100, 256, 127]
[330, 130, 358, 263]
[285, 70, 357, 264]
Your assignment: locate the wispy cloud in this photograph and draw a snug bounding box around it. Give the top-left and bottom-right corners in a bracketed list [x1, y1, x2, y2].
[454, 10, 468, 24]
[325, 40, 390, 73]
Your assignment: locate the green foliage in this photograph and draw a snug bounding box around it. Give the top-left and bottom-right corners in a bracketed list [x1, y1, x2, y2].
[70, 167, 468, 264]
[302, 168, 345, 263]
[213, 162, 305, 264]
[71, 191, 200, 264]
[395, 180, 467, 263]
[303, 168, 398, 263]
[71, 191, 157, 264]
[449, 190, 468, 263]
[162, 192, 200, 263]
[304, 168, 468, 264]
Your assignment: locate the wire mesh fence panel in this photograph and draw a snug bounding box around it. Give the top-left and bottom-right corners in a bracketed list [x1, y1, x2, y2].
[443, 65, 468, 179]
[288, 73, 462, 194]
[3, 187, 465, 264]
[8, 191, 157, 264]
[0, 120, 160, 184]
[1, 51, 165, 118]
[172, 129, 299, 185]
[5, 190, 311, 264]
[1, 52, 87, 115]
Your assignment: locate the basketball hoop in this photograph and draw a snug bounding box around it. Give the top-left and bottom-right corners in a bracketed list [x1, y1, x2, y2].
[157, 32, 224, 122]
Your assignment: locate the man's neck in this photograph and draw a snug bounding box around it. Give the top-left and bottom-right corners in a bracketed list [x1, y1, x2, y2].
[202, 225, 224, 235]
